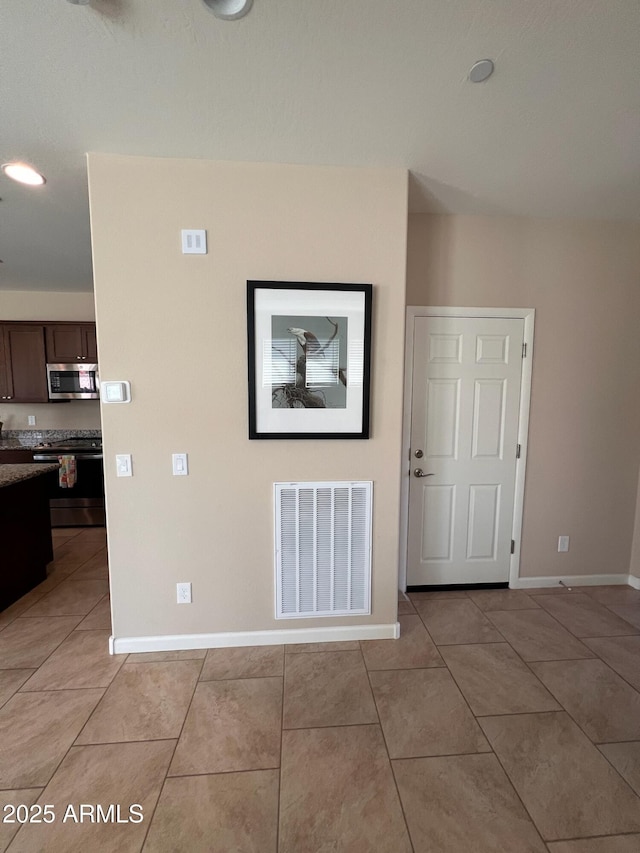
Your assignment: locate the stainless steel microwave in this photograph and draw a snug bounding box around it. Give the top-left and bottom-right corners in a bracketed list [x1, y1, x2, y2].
[46, 363, 100, 400]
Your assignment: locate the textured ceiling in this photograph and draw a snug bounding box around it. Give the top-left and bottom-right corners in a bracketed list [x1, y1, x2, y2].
[1, 0, 639, 291]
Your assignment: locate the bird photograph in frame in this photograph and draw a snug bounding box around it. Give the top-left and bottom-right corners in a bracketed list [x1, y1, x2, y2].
[270, 315, 348, 410]
[247, 281, 372, 439]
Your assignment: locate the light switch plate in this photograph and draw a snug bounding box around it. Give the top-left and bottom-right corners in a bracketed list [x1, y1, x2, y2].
[181, 229, 207, 254]
[172, 453, 188, 476]
[116, 454, 132, 477]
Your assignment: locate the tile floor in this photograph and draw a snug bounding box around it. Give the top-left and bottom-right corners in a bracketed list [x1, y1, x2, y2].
[1, 530, 640, 851]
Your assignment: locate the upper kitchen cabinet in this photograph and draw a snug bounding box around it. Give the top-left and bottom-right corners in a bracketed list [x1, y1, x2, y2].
[45, 323, 97, 363]
[0, 324, 48, 403]
[0, 328, 10, 400]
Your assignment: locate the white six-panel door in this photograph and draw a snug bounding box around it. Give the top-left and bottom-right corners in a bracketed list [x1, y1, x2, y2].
[407, 316, 524, 586]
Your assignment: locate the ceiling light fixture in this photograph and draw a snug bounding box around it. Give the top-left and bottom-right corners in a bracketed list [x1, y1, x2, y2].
[202, 0, 253, 20]
[469, 59, 495, 83]
[1, 162, 46, 186]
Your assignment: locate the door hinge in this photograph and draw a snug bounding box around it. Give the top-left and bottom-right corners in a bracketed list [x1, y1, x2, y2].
[522, 342, 527, 358]
[516, 443, 521, 459]
[511, 539, 515, 554]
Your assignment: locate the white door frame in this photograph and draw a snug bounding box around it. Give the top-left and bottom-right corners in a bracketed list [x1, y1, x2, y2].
[399, 306, 535, 591]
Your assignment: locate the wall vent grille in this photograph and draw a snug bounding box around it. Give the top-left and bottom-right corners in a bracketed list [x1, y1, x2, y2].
[274, 481, 372, 619]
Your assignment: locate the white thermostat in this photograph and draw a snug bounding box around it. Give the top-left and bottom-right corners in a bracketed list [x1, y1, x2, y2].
[101, 380, 131, 403]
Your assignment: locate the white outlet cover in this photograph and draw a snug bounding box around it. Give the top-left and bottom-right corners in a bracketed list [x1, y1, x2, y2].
[177, 582, 192, 604]
[558, 535, 570, 552]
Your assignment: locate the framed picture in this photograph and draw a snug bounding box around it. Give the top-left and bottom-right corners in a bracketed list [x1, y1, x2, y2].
[247, 281, 372, 439]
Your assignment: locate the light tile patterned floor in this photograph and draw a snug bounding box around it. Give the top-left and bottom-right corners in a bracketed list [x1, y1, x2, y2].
[1, 529, 640, 851]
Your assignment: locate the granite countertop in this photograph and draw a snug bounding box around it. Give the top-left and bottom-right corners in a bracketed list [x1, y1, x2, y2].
[0, 463, 60, 488]
[0, 430, 101, 450]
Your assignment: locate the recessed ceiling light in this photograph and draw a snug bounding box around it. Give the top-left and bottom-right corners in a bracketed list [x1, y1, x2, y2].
[202, 0, 253, 20]
[1, 162, 46, 186]
[469, 59, 495, 83]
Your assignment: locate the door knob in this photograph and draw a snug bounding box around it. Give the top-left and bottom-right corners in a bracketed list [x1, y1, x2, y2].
[414, 449, 423, 458]
[414, 469, 434, 478]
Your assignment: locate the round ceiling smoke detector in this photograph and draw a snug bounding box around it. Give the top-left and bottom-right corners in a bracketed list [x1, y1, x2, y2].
[469, 59, 495, 83]
[202, 0, 253, 20]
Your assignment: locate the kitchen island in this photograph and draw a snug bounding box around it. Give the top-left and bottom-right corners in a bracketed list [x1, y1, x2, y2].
[0, 439, 38, 464]
[0, 463, 59, 611]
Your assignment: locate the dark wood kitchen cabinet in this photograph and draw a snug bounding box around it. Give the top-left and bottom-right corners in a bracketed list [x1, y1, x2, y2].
[0, 324, 48, 403]
[0, 327, 10, 400]
[45, 323, 97, 363]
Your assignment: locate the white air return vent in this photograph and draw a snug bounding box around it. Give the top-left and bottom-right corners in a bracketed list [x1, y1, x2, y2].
[275, 481, 372, 619]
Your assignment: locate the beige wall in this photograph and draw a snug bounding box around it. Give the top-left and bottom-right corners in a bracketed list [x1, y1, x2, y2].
[0, 290, 96, 321]
[0, 290, 101, 430]
[88, 154, 408, 639]
[407, 214, 640, 579]
[630, 477, 640, 582]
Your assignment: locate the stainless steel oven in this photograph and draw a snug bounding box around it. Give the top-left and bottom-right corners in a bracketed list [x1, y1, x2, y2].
[33, 438, 105, 527]
[46, 363, 100, 400]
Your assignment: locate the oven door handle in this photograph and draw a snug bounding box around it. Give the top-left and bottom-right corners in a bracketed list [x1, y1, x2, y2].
[33, 453, 103, 462]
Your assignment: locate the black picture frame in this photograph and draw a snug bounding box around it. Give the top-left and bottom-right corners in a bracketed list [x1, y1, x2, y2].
[247, 281, 372, 439]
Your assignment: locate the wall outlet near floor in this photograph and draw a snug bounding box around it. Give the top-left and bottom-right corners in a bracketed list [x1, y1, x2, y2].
[27, 415, 36, 426]
[177, 582, 192, 604]
[558, 535, 570, 552]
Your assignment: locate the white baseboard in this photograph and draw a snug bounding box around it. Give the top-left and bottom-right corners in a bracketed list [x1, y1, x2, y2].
[110, 622, 401, 656]
[629, 575, 640, 590]
[511, 573, 631, 590]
